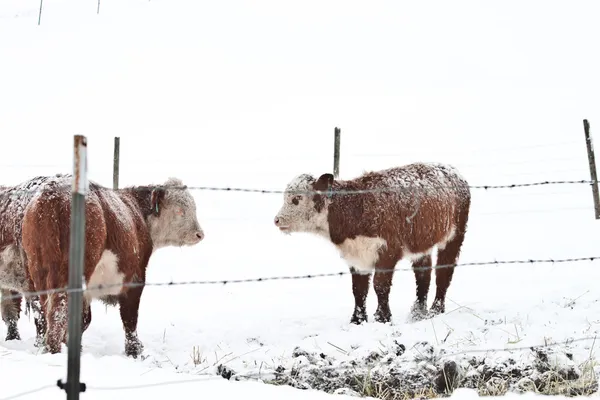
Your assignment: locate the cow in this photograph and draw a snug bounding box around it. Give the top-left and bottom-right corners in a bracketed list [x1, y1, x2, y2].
[21, 175, 204, 357]
[273, 162, 471, 325]
[0, 176, 67, 346]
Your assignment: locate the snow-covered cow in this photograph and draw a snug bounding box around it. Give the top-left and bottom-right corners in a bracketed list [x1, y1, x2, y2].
[274, 162, 471, 324]
[21, 176, 204, 357]
[0, 176, 67, 346]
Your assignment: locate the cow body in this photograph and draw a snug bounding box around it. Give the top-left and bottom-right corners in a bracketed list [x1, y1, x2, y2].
[274, 162, 471, 324]
[21, 176, 204, 357]
[0, 176, 66, 345]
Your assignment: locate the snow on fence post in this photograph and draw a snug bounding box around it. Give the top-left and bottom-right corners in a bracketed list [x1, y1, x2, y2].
[333, 127, 341, 178]
[113, 136, 120, 190]
[584, 119, 600, 220]
[58, 135, 88, 400]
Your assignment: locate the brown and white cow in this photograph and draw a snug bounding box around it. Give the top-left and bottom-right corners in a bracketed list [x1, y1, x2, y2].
[274, 162, 471, 324]
[21, 176, 204, 357]
[0, 175, 67, 346]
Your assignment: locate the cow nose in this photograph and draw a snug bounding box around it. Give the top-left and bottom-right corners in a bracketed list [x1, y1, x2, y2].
[196, 231, 204, 241]
[274, 217, 280, 226]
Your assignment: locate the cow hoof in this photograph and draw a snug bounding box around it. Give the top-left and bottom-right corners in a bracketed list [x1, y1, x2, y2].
[350, 313, 368, 325]
[427, 302, 445, 318]
[34, 336, 45, 348]
[45, 343, 63, 355]
[125, 338, 144, 359]
[5, 329, 21, 341]
[408, 301, 428, 323]
[374, 309, 392, 324]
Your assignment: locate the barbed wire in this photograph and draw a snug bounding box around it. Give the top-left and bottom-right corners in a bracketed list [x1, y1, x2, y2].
[2, 255, 598, 302]
[0, 384, 55, 400]
[1, 179, 599, 199]
[85, 373, 229, 392]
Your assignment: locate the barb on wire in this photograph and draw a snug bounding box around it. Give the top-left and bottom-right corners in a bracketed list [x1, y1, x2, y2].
[3, 255, 599, 302]
[1, 179, 600, 199]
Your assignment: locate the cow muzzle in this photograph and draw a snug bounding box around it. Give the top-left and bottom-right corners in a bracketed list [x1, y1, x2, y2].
[188, 230, 204, 244]
[274, 216, 291, 233]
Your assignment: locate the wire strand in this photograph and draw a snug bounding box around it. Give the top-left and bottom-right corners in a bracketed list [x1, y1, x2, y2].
[86, 373, 226, 391]
[3, 255, 599, 302]
[0, 384, 55, 400]
[0, 179, 598, 199]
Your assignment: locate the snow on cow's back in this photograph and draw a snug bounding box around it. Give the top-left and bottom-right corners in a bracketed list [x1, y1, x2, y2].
[0, 174, 72, 238]
[359, 162, 470, 204]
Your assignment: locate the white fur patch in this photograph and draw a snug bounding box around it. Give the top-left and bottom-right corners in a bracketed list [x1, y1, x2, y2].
[336, 236, 387, 274]
[436, 225, 457, 251]
[403, 224, 457, 260]
[0, 245, 27, 291]
[404, 248, 432, 262]
[85, 250, 124, 302]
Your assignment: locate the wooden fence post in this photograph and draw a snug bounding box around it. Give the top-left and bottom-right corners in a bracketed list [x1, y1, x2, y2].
[38, 0, 44, 25]
[113, 137, 120, 190]
[584, 119, 600, 220]
[333, 127, 341, 178]
[58, 135, 88, 399]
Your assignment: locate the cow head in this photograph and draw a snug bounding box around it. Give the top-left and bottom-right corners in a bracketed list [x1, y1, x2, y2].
[274, 173, 334, 236]
[148, 177, 204, 249]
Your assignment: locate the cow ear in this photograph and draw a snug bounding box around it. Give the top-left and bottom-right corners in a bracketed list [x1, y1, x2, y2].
[314, 173, 334, 193]
[151, 187, 166, 216]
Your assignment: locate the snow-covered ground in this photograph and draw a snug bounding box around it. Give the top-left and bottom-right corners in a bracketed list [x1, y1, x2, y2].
[2, 0, 600, 398]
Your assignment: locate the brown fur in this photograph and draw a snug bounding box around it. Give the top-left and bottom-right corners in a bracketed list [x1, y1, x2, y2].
[22, 175, 204, 356]
[275, 162, 471, 324]
[0, 176, 66, 345]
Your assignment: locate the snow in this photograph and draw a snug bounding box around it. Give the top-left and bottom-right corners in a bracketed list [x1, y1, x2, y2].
[2, 0, 600, 399]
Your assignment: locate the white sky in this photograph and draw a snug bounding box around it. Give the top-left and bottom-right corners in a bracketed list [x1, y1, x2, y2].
[0, 0, 599, 189]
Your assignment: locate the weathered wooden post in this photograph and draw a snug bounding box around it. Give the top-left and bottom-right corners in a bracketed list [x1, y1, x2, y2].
[113, 137, 120, 190]
[58, 135, 88, 399]
[333, 127, 341, 178]
[584, 119, 600, 220]
[38, 0, 44, 25]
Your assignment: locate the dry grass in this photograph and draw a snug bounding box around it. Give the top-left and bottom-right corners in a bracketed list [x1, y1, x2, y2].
[264, 348, 599, 400]
[335, 357, 598, 400]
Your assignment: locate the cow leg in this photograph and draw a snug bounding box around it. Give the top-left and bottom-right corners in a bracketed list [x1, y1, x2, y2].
[430, 231, 466, 317]
[409, 254, 432, 322]
[36, 294, 49, 350]
[373, 259, 397, 324]
[44, 292, 68, 354]
[30, 297, 47, 347]
[1, 289, 22, 341]
[119, 286, 145, 358]
[82, 302, 92, 333]
[349, 267, 370, 325]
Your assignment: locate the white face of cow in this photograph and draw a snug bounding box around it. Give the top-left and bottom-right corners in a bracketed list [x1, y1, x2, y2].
[148, 177, 204, 249]
[274, 173, 332, 237]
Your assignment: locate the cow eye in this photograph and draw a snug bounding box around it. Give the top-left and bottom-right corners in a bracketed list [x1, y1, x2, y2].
[291, 195, 302, 205]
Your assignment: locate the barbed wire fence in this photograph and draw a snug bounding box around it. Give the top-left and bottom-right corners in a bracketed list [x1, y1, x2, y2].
[1, 122, 600, 399]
